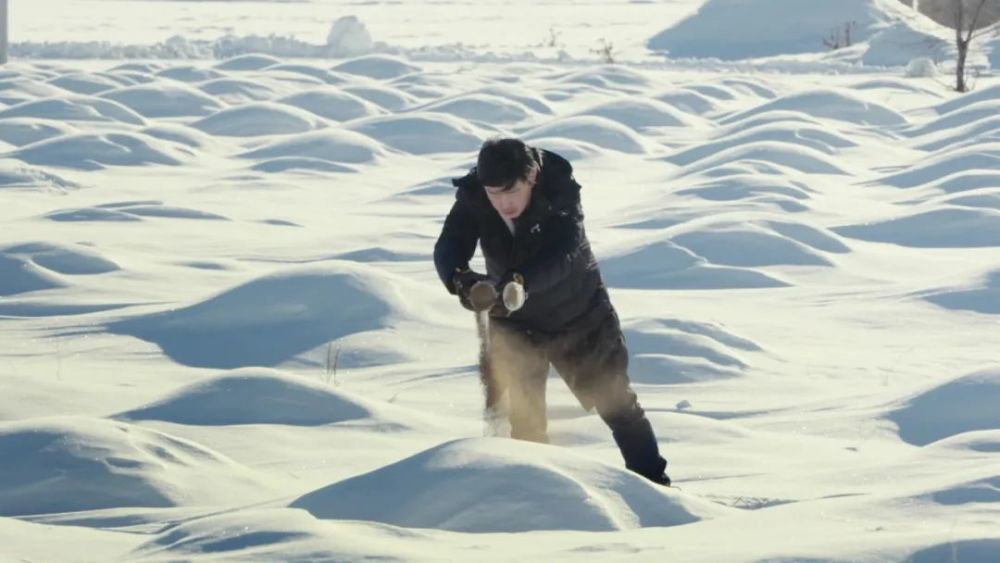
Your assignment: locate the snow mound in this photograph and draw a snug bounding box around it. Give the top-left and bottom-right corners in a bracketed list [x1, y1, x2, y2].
[922, 269, 1000, 315]
[553, 65, 652, 91]
[0, 254, 67, 296]
[344, 113, 482, 155]
[907, 538, 1000, 563]
[668, 124, 855, 166]
[47, 72, 125, 95]
[862, 20, 952, 66]
[876, 144, 1000, 188]
[524, 137, 607, 161]
[214, 54, 283, 72]
[521, 115, 649, 154]
[601, 239, 789, 290]
[0, 77, 76, 106]
[99, 84, 226, 118]
[196, 78, 283, 104]
[623, 318, 759, 384]
[720, 89, 908, 127]
[259, 64, 347, 85]
[940, 192, 1000, 211]
[931, 170, 1000, 193]
[140, 123, 216, 148]
[675, 141, 849, 177]
[0, 161, 82, 191]
[110, 62, 165, 74]
[0, 118, 78, 146]
[674, 174, 813, 203]
[106, 262, 412, 369]
[411, 93, 535, 125]
[156, 65, 226, 83]
[833, 208, 1000, 248]
[276, 88, 383, 122]
[46, 208, 141, 222]
[887, 368, 1000, 446]
[760, 219, 851, 253]
[570, 97, 699, 130]
[341, 85, 420, 112]
[927, 430, 1000, 453]
[132, 508, 331, 559]
[471, 85, 554, 115]
[930, 475, 1000, 506]
[852, 77, 942, 96]
[192, 103, 325, 137]
[94, 201, 228, 221]
[904, 101, 1000, 139]
[0, 241, 119, 275]
[118, 368, 378, 426]
[332, 55, 421, 80]
[932, 84, 1000, 116]
[0, 96, 146, 125]
[291, 437, 731, 532]
[238, 129, 386, 164]
[250, 157, 357, 174]
[9, 132, 193, 171]
[0, 416, 270, 516]
[672, 223, 837, 267]
[647, 0, 924, 60]
[915, 116, 1000, 153]
[653, 88, 719, 115]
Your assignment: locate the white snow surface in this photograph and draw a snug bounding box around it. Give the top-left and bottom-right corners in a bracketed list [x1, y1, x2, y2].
[1, 1, 999, 562]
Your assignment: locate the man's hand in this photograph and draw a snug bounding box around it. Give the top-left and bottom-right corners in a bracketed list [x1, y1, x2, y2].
[500, 272, 526, 312]
[453, 269, 493, 311]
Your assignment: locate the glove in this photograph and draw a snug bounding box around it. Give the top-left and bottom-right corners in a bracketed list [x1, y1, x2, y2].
[500, 272, 526, 312]
[453, 268, 492, 312]
[469, 280, 499, 312]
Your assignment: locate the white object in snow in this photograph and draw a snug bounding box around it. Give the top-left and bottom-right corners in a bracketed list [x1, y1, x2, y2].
[326, 16, 374, 58]
[905, 57, 938, 78]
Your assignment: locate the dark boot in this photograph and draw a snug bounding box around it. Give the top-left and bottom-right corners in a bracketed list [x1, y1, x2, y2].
[606, 406, 670, 486]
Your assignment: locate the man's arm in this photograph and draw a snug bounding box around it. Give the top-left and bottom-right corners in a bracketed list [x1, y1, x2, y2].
[434, 197, 479, 294]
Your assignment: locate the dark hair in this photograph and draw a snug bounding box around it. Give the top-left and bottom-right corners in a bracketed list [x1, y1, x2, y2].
[476, 137, 538, 191]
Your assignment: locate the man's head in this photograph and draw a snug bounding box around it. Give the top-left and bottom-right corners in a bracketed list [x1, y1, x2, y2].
[477, 138, 538, 220]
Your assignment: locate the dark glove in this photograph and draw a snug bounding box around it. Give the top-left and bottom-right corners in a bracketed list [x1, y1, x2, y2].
[453, 268, 494, 312]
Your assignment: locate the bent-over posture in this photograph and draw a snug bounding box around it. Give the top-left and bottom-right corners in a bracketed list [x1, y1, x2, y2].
[434, 138, 670, 486]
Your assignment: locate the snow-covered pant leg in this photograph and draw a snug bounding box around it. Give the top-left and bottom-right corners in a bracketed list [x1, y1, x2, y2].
[549, 311, 669, 483]
[487, 321, 551, 443]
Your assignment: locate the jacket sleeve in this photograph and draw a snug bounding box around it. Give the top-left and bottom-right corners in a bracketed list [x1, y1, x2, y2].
[516, 199, 592, 296]
[434, 195, 480, 295]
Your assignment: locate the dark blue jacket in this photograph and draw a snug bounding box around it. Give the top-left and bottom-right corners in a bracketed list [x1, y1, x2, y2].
[434, 148, 611, 336]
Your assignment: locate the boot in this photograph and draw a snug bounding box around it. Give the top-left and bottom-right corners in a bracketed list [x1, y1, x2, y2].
[608, 408, 670, 486]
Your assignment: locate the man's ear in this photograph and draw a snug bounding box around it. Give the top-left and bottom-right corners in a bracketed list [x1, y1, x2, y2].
[529, 164, 540, 185]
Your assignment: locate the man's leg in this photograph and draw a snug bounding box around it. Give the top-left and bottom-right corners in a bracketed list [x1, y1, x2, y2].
[551, 311, 670, 485]
[487, 321, 551, 443]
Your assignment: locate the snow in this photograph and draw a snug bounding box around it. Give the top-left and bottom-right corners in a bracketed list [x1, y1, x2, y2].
[647, 0, 953, 65]
[99, 84, 226, 118]
[1, 0, 999, 561]
[291, 437, 734, 532]
[0, 416, 273, 516]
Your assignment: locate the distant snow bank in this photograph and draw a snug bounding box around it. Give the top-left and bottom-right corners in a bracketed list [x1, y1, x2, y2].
[646, 0, 981, 68]
[10, 16, 374, 60]
[8, 6, 991, 72]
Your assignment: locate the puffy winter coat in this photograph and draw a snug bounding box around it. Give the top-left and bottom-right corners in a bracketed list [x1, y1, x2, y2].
[434, 148, 612, 337]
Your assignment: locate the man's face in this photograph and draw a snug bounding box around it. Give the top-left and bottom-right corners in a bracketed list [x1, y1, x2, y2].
[484, 166, 537, 220]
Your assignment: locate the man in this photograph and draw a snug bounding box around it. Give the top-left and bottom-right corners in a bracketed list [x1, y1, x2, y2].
[434, 138, 671, 486]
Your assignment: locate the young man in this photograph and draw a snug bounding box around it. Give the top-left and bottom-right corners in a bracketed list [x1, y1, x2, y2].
[434, 138, 671, 486]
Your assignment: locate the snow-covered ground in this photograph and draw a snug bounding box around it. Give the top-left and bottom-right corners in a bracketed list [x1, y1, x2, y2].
[1, 1, 999, 561]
